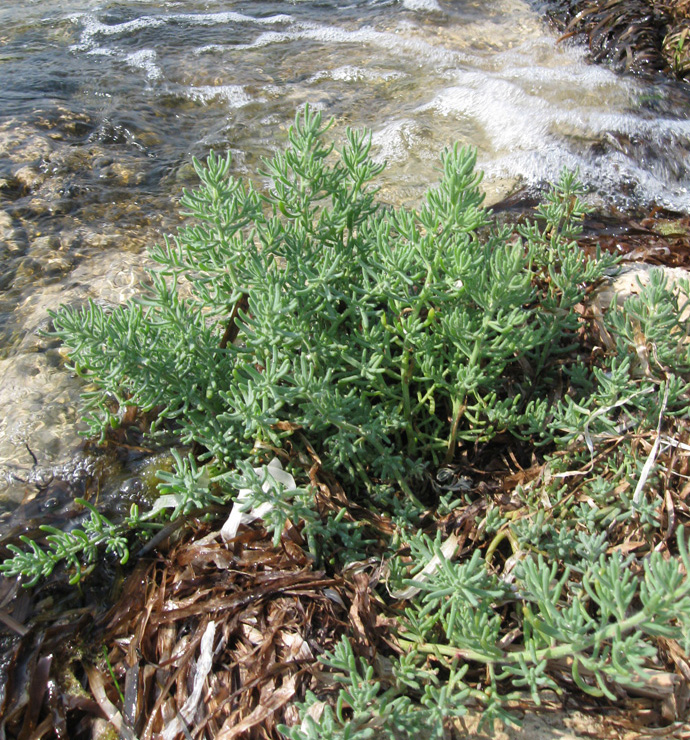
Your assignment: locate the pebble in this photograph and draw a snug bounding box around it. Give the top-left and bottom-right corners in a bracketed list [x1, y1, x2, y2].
[0, 210, 24, 255]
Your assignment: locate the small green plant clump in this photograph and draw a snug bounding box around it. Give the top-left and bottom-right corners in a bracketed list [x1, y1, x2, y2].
[4, 108, 690, 734]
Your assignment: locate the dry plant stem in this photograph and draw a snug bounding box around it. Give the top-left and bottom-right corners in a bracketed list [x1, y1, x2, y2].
[219, 294, 249, 350]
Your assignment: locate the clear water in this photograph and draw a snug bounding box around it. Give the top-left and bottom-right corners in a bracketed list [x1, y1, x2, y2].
[1, 0, 690, 502]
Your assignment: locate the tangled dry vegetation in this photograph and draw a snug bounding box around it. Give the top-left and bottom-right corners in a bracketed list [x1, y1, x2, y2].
[4, 408, 690, 739]
[2, 110, 690, 739]
[544, 0, 690, 77]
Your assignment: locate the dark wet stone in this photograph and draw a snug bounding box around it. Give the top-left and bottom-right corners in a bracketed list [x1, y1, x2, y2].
[119, 477, 145, 499]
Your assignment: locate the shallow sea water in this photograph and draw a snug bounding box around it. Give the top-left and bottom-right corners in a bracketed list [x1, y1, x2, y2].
[1, 0, 690, 506]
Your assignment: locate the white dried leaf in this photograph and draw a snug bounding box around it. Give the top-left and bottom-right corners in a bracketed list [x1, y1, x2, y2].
[221, 458, 296, 542]
[162, 620, 217, 740]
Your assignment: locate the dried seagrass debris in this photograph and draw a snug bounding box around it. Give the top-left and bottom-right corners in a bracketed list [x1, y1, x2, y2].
[0, 512, 388, 740]
[2, 429, 690, 739]
[541, 0, 690, 78]
[491, 188, 690, 270]
[580, 213, 690, 269]
[92, 520, 387, 740]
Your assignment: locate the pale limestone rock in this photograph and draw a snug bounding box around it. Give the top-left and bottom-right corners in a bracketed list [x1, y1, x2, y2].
[593, 262, 690, 320]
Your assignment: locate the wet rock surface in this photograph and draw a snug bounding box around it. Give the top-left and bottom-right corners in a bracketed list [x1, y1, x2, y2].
[0, 249, 155, 499]
[0, 103, 185, 496]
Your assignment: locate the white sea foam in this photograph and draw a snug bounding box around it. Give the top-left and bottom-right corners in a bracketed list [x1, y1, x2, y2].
[124, 48, 161, 80]
[76, 11, 290, 41]
[421, 61, 690, 153]
[84, 46, 116, 58]
[181, 11, 292, 27]
[71, 10, 292, 56]
[484, 146, 690, 212]
[418, 75, 551, 151]
[236, 21, 472, 68]
[371, 120, 423, 163]
[402, 0, 443, 11]
[238, 30, 293, 49]
[584, 110, 690, 141]
[500, 57, 628, 92]
[193, 44, 225, 56]
[76, 13, 165, 42]
[186, 85, 253, 108]
[308, 65, 405, 84]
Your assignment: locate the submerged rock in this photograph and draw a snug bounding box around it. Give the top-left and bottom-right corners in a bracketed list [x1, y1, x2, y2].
[0, 211, 16, 244]
[12, 165, 45, 193]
